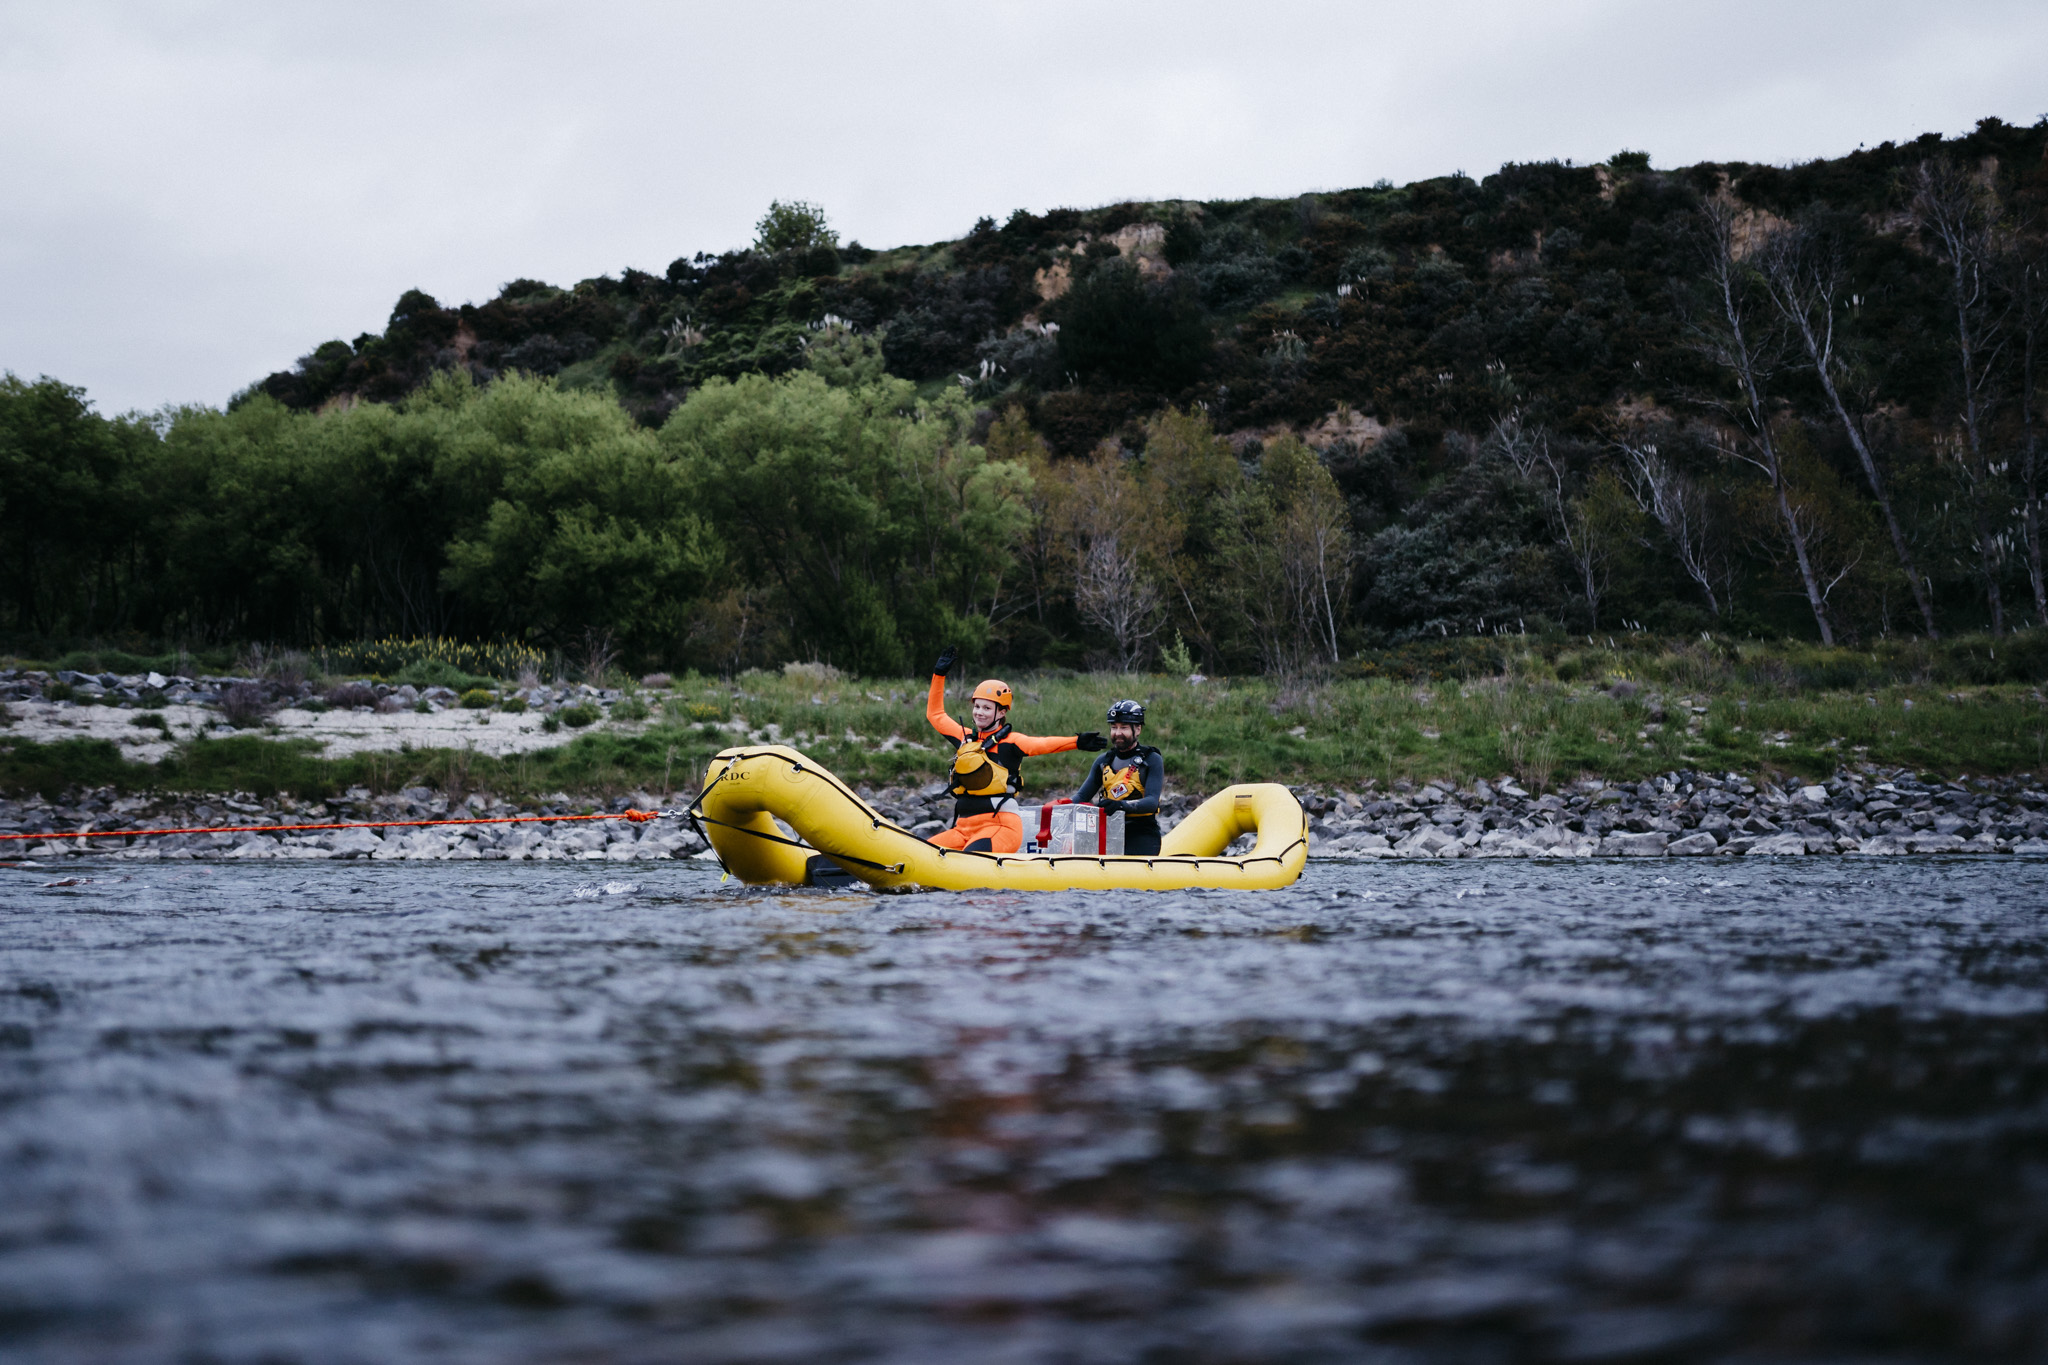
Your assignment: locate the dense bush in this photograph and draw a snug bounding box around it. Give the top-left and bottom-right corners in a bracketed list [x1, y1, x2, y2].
[1188, 221, 1284, 312]
[1053, 262, 1209, 389]
[878, 268, 1018, 378]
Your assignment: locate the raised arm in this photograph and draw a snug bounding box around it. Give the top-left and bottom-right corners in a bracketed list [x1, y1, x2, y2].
[925, 671, 965, 741]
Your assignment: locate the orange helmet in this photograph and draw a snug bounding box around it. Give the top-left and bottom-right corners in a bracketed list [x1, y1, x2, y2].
[971, 678, 1014, 709]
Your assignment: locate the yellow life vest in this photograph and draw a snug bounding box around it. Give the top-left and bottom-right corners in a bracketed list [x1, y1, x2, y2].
[1103, 762, 1146, 803]
[949, 739, 1012, 798]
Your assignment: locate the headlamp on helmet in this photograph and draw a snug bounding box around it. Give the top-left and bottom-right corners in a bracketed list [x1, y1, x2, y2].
[1106, 699, 1145, 726]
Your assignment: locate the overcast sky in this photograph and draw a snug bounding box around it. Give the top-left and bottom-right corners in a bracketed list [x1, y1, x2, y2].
[4, 0, 2044, 415]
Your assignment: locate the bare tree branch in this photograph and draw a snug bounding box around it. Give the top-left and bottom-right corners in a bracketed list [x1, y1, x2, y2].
[1757, 220, 1939, 635]
[1618, 438, 1723, 616]
[1683, 200, 1837, 643]
[1914, 155, 2017, 633]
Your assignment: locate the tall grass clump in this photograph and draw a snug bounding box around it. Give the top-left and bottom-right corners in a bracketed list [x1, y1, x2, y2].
[319, 637, 545, 682]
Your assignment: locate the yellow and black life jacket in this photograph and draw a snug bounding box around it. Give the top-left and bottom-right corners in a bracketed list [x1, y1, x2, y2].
[1102, 762, 1146, 803]
[950, 724, 1025, 816]
[949, 739, 1011, 799]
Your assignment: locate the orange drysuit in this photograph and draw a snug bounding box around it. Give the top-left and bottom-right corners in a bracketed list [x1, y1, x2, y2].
[926, 674, 1077, 853]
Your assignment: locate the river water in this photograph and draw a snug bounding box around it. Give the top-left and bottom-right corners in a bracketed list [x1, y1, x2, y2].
[2, 858, 2044, 1364]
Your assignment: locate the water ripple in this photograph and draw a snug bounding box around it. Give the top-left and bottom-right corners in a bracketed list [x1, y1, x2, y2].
[2, 858, 2045, 1361]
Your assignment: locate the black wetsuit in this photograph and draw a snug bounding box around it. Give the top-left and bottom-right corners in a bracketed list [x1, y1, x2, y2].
[1076, 744, 1165, 856]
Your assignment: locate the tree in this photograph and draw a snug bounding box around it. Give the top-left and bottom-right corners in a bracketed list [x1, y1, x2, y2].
[1914, 157, 2015, 634]
[1757, 219, 1939, 635]
[437, 378, 716, 661]
[802, 319, 887, 389]
[754, 200, 837, 255]
[1618, 434, 1726, 616]
[2011, 221, 2048, 620]
[659, 371, 1032, 674]
[1048, 443, 1169, 671]
[1134, 408, 1242, 666]
[1260, 436, 1352, 666]
[1495, 416, 1634, 632]
[1214, 436, 1354, 673]
[1054, 261, 1209, 389]
[0, 374, 149, 638]
[1686, 200, 1839, 644]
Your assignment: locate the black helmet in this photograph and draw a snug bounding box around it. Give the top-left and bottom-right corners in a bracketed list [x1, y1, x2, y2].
[1107, 699, 1145, 725]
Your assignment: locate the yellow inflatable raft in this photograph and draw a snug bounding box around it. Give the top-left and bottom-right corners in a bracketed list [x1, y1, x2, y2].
[691, 745, 1307, 891]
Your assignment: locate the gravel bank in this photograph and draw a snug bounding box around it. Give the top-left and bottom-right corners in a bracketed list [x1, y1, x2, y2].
[1289, 767, 2048, 858]
[0, 788, 710, 863]
[1, 668, 633, 760]
[8, 767, 2047, 863]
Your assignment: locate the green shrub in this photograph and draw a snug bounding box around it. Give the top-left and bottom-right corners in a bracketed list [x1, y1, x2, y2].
[54, 650, 129, 674]
[754, 199, 838, 254]
[499, 696, 528, 713]
[1055, 261, 1209, 387]
[298, 698, 329, 713]
[130, 712, 170, 733]
[611, 696, 650, 722]
[459, 688, 496, 709]
[558, 705, 598, 728]
[394, 658, 494, 691]
[542, 714, 561, 733]
[44, 683, 75, 702]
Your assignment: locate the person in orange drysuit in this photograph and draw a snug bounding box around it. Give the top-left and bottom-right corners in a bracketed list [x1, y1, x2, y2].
[925, 646, 1105, 853]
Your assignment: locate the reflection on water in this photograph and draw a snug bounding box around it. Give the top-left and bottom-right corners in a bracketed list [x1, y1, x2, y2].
[1, 859, 2045, 1362]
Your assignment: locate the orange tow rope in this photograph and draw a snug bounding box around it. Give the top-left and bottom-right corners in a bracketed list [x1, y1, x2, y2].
[0, 808, 667, 845]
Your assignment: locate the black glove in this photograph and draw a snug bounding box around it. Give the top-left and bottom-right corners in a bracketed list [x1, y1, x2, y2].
[1076, 731, 1106, 751]
[933, 646, 958, 677]
[1098, 799, 1125, 815]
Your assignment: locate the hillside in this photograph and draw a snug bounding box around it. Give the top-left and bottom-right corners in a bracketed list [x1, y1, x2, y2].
[8, 117, 2048, 674]
[252, 120, 2041, 448]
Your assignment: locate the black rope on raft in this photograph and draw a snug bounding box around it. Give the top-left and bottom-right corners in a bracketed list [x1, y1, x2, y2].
[684, 767, 734, 878]
[691, 811, 905, 874]
[689, 756, 907, 876]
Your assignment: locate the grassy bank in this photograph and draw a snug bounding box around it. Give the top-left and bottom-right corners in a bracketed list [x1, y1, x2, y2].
[6, 632, 2047, 802]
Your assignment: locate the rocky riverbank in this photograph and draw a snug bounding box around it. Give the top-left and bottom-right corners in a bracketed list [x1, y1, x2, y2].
[1288, 766, 2048, 858]
[0, 788, 710, 863]
[10, 666, 2048, 862]
[860, 765, 2048, 858]
[8, 765, 2048, 864]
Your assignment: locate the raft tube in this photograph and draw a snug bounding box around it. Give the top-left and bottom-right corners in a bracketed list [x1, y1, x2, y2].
[694, 745, 1307, 891]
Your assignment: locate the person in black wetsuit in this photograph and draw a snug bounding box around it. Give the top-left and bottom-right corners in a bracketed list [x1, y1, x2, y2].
[1075, 698, 1165, 856]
